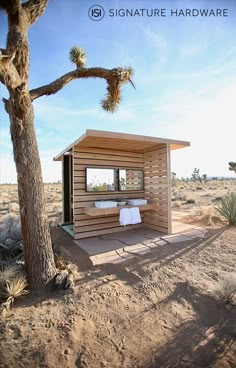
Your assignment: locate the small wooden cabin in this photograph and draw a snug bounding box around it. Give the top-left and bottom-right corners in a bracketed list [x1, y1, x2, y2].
[54, 130, 190, 240]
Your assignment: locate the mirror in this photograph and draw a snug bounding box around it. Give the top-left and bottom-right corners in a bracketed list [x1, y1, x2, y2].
[86, 168, 116, 192]
[119, 169, 144, 191]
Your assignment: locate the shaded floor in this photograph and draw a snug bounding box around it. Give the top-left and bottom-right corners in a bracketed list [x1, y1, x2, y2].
[75, 223, 208, 266]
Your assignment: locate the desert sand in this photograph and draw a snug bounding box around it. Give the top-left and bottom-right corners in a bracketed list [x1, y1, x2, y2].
[0, 180, 235, 368]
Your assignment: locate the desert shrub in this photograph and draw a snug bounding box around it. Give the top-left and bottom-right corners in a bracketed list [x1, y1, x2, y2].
[215, 192, 236, 225]
[199, 206, 222, 226]
[1, 275, 28, 300]
[196, 186, 203, 190]
[0, 214, 21, 244]
[213, 196, 223, 202]
[185, 198, 195, 204]
[211, 273, 236, 304]
[0, 264, 22, 285]
[0, 265, 28, 307]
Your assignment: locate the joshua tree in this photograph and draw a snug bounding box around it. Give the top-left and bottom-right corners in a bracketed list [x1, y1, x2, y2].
[202, 174, 207, 183]
[171, 172, 177, 187]
[191, 168, 207, 184]
[0, 1, 134, 291]
[228, 162, 236, 175]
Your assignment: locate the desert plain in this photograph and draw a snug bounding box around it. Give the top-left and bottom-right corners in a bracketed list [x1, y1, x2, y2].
[0, 179, 235, 368]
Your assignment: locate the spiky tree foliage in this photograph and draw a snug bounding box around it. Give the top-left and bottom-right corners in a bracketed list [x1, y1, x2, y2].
[0, 1, 134, 290]
[229, 162, 236, 175]
[101, 67, 134, 112]
[69, 46, 86, 68]
[215, 192, 236, 225]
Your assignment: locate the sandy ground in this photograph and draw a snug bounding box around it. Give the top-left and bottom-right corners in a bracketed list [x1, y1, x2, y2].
[0, 180, 236, 368]
[0, 183, 62, 223]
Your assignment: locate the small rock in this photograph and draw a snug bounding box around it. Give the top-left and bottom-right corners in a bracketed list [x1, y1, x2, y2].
[53, 270, 69, 289]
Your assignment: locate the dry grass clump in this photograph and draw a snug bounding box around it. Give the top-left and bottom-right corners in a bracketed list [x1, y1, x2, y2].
[199, 206, 223, 226]
[210, 273, 236, 304]
[0, 264, 22, 285]
[196, 186, 203, 190]
[1, 276, 28, 300]
[185, 197, 195, 204]
[0, 265, 28, 309]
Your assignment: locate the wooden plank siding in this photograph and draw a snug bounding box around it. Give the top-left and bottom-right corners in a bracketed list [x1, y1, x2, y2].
[73, 146, 146, 239]
[72, 144, 171, 239]
[143, 145, 171, 234]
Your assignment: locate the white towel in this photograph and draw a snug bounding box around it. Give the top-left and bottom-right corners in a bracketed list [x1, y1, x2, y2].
[130, 207, 142, 224]
[119, 208, 132, 226]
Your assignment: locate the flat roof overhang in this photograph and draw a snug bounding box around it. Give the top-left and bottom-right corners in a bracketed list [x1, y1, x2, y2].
[53, 129, 190, 161]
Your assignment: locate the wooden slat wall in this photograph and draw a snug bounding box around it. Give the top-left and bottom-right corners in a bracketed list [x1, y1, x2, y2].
[143, 145, 170, 234]
[73, 146, 145, 239]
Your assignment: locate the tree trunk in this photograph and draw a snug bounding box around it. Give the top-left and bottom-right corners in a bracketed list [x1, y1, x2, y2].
[8, 90, 56, 290]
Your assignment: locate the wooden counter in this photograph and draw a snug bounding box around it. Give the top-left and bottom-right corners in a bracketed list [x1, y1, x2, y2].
[83, 204, 157, 217]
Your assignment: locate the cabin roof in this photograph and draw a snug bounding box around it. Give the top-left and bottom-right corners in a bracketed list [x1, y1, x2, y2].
[53, 129, 190, 161]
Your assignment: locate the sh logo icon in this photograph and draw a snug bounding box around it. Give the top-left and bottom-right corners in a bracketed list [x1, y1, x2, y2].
[88, 5, 105, 21]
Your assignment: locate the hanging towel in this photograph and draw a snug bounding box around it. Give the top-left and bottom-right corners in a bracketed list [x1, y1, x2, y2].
[119, 208, 132, 226]
[130, 207, 142, 224]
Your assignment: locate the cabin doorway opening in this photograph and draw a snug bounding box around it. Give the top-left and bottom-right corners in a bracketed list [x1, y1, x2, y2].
[63, 153, 73, 225]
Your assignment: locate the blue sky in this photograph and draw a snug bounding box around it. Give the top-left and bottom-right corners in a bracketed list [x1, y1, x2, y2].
[0, 0, 236, 183]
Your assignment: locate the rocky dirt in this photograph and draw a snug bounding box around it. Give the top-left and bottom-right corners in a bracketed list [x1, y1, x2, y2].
[0, 181, 236, 368]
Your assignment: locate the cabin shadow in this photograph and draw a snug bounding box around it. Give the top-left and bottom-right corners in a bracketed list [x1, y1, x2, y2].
[87, 226, 228, 290]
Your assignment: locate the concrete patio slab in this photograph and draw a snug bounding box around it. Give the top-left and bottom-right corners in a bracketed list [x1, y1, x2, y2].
[75, 225, 208, 266]
[133, 228, 163, 238]
[100, 230, 151, 245]
[123, 243, 150, 255]
[116, 248, 135, 260]
[181, 229, 207, 238]
[77, 237, 124, 255]
[90, 250, 123, 265]
[147, 240, 167, 248]
[161, 234, 193, 243]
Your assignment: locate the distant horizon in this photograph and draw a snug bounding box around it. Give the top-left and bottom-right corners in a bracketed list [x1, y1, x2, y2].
[0, 175, 235, 185]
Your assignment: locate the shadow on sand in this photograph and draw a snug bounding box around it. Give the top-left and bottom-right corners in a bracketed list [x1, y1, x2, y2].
[143, 282, 236, 368]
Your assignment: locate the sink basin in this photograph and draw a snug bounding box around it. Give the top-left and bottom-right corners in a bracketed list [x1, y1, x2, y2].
[95, 201, 117, 208]
[127, 199, 147, 206]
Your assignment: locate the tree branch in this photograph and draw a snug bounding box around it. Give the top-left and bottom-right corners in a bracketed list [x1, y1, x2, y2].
[22, 0, 48, 25]
[30, 67, 122, 100]
[0, 0, 21, 14]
